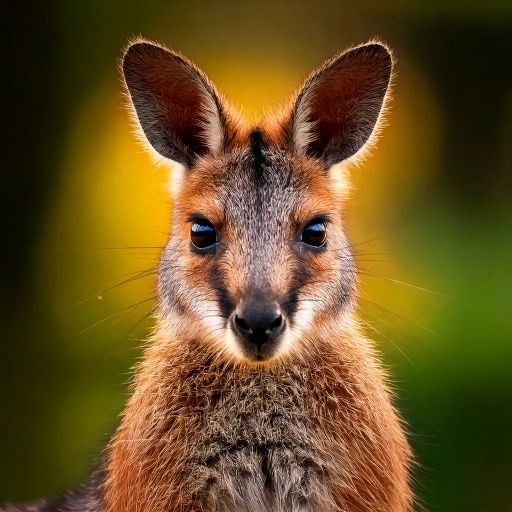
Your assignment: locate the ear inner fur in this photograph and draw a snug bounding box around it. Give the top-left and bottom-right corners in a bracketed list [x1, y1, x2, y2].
[290, 42, 393, 166]
[122, 42, 227, 166]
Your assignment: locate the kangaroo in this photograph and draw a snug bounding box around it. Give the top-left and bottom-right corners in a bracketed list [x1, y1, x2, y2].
[5, 38, 413, 511]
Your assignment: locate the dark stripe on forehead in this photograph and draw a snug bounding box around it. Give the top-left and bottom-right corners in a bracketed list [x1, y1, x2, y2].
[250, 128, 266, 177]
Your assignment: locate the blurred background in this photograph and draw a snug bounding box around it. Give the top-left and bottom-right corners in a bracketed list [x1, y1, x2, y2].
[1, 1, 511, 510]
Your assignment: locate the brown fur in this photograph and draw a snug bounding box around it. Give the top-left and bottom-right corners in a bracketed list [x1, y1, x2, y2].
[0, 38, 416, 512]
[3, 37, 413, 512]
[106, 329, 411, 511]
[101, 38, 414, 512]
[102, 37, 413, 512]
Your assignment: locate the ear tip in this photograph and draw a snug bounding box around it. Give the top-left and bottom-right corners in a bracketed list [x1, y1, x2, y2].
[122, 37, 177, 69]
[365, 42, 392, 55]
[346, 41, 394, 83]
[325, 40, 394, 77]
[362, 39, 395, 67]
[354, 40, 394, 61]
[122, 41, 152, 73]
[123, 39, 158, 59]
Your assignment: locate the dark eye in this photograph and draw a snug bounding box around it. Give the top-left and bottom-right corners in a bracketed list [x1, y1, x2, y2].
[301, 219, 327, 247]
[191, 219, 217, 249]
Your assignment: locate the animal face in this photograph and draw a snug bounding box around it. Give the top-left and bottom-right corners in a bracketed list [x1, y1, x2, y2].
[122, 39, 393, 363]
[158, 146, 356, 363]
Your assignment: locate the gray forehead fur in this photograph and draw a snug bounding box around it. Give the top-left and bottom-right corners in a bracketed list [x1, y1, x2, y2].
[213, 148, 307, 283]
[220, 148, 304, 219]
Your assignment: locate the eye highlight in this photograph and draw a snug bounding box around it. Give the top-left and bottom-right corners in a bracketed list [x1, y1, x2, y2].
[191, 219, 217, 249]
[301, 219, 327, 247]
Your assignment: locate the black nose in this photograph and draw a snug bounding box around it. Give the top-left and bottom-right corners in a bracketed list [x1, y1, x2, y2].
[232, 300, 285, 349]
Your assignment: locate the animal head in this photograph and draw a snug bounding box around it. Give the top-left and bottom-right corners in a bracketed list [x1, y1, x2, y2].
[122, 39, 393, 364]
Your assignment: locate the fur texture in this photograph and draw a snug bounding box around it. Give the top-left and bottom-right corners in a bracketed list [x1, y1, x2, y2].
[5, 39, 413, 512]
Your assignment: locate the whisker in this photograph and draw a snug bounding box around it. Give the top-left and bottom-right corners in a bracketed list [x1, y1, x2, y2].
[67, 267, 158, 291]
[359, 317, 413, 366]
[59, 268, 157, 315]
[103, 304, 158, 362]
[37, 246, 164, 252]
[355, 258, 427, 268]
[76, 296, 157, 336]
[349, 227, 418, 248]
[358, 295, 444, 339]
[357, 268, 446, 296]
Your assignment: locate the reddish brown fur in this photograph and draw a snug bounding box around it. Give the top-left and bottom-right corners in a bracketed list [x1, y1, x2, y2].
[105, 154, 412, 512]
[106, 329, 411, 511]
[103, 38, 413, 512]
[2, 36, 414, 512]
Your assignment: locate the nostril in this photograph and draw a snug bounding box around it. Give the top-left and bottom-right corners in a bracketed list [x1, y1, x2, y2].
[234, 315, 252, 332]
[233, 301, 286, 344]
[269, 315, 283, 331]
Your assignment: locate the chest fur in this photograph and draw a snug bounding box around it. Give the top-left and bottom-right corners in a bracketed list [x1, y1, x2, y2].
[106, 346, 410, 512]
[186, 376, 330, 511]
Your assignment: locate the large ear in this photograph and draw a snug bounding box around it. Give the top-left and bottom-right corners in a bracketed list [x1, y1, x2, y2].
[290, 42, 393, 167]
[122, 40, 226, 167]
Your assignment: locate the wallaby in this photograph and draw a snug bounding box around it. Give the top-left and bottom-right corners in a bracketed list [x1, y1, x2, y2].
[5, 38, 413, 511]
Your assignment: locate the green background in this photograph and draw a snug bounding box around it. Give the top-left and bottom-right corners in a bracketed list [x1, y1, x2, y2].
[1, 1, 511, 510]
